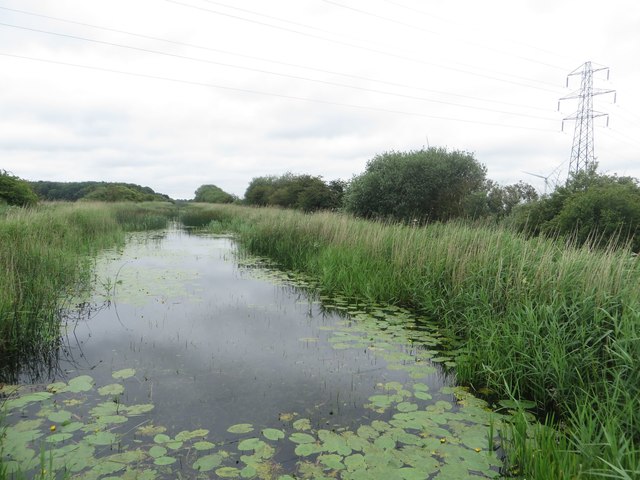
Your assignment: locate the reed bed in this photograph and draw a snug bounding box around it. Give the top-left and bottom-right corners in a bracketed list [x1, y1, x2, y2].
[197, 204, 640, 479]
[0, 202, 175, 373]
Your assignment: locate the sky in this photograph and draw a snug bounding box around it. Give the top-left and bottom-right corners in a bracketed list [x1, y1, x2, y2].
[1, 0, 639, 200]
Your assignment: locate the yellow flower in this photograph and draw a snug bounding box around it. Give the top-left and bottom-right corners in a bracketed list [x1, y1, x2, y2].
[50, 425, 56, 432]
[474, 448, 482, 452]
[440, 438, 446, 443]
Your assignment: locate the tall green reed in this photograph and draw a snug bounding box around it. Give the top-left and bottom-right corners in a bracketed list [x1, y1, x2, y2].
[0, 202, 175, 377]
[194, 204, 640, 479]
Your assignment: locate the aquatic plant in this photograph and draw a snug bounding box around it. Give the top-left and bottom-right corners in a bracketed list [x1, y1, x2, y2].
[0, 202, 176, 379]
[0, 304, 510, 480]
[191, 204, 640, 479]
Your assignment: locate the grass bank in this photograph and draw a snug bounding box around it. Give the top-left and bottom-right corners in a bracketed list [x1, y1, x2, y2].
[194, 204, 639, 479]
[0, 202, 175, 378]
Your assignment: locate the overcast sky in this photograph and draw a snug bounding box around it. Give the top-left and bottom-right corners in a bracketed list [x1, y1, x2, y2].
[1, 0, 639, 199]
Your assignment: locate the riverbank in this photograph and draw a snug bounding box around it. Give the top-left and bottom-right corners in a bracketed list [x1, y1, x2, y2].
[196, 204, 639, 479]
[0, 202, 175, 377]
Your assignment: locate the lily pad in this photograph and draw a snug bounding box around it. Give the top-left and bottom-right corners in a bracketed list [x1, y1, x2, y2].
[238, 438, 266, 451]
[262, 428, 285, 441]
[289, 432, 316, 444]
[45, 433, 74, 443]
[227, 423, 254, 434]
[194, 441, 216, 451]
[153, 434, 171, 444]
[153, 456, 176, 466]
[137, 424, 166, 436]
[6, 392, 53, 410]
[175, 429, 209, 441]
[240, 465, 257, 478]
[47, 410, 72, 423]
[112, 368, 136, 379]
[294, 443, 320, 457]
[85, 431, 118, 446]
[98, 384, 125, 396]
[148, 446, 167, 458]
[125, 404, 155, 415]
[67, 375, 94, 393]
[47, 382, 67, 393]
[292, 418, 311, 431]
[414, 391, 433, 401]
[193, 453, 223, 471]
[216, 467, 241, 478]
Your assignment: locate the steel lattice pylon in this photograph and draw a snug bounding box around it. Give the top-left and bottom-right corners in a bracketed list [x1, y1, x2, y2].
[559, 62, 615, 177]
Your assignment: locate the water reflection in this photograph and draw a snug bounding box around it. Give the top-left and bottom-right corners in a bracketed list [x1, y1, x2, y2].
[8, 228, 453, 439]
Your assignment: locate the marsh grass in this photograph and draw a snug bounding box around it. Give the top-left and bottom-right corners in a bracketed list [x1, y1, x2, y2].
[0, 202, 175, 376]
[194, 204, 640, 479]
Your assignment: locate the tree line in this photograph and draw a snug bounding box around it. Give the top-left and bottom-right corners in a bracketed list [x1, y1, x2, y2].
[3, 146, 639, 251]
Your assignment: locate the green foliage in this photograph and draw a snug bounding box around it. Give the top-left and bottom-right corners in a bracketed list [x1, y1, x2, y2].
[0, 204, 122, 374]
[244, 173, 342, 212]
[0, 203, 175, 376]
[193, 184, 235, 203]
[0, 171, 38, 207]
[344, 148, 487, 222]
[199, 204, 640, 479]
[510, 167, 640, 251]
[30, 181, 171, 203]
[465, 180, 538, 220]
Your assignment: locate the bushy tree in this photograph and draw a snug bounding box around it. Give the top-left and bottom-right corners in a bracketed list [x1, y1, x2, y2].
[82, 184, 145, 202]
[0, 170, 38, 206]
[244, 173, 341, 211]
[194, 184, 235, 203]
[344, 148, 487, 222]
[465, 180, 538, 220]
[510, 166, 640, 251]
[30, 181, 171, 202]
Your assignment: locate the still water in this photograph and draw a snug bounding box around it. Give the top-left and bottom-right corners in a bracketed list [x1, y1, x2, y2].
[66, 229, 438, 431]
[1, 229, 505, 479]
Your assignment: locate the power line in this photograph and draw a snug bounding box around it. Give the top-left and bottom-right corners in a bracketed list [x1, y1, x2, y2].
[162, 0, 562, 93]
[377, 0, 571, 66]
[0, 5, 554, 114]
[0, 22, 557, 121]
[319, 0, 564, 86]
[615, 104, 640, 125]
[0, 52, 559, 133]
[207, 0, 566, 75]
[601, 128, 640, 151]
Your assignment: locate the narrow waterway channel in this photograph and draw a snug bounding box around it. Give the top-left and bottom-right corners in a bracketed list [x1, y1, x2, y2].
[1, 228, 506, 479]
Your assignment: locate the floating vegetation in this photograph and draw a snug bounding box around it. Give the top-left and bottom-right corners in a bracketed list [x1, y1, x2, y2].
[0, 229, 538, 478]
[1, 329, 513, 479]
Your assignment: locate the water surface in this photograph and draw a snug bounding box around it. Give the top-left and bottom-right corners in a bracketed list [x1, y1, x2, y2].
[1, 229, 506, 479]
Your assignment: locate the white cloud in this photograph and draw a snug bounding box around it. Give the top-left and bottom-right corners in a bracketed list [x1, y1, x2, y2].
[1, 0, 638, 199]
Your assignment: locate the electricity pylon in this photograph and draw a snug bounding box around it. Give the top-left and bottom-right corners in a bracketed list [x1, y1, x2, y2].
[558, 61, 616, 177]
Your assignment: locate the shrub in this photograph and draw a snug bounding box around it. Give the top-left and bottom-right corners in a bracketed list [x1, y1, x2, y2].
[0, 170, 38, 206]
[344, 148, 486, 222]
[510, 166, 640, 251]
[194, 184, 235, 203]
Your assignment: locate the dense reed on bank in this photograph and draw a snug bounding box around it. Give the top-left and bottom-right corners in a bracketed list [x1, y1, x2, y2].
[196, 204, 640, 479]
[0, 202, 175, 369]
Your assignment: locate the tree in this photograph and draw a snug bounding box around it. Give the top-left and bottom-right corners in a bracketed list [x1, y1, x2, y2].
[194, 184, 235, 203]
[486, 181, 538, 220]
[509, 166, 640, 251]
[0, 170, 38, 206]
[30, 181, 171, 202]
[82, 184, 144, 202]
[244, 173, 341, 211]
[244, 176, 278, 206]
[344, 148, 487, 222]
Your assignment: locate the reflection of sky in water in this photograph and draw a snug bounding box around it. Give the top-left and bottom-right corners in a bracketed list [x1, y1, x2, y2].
[57, 230, 451, 437]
